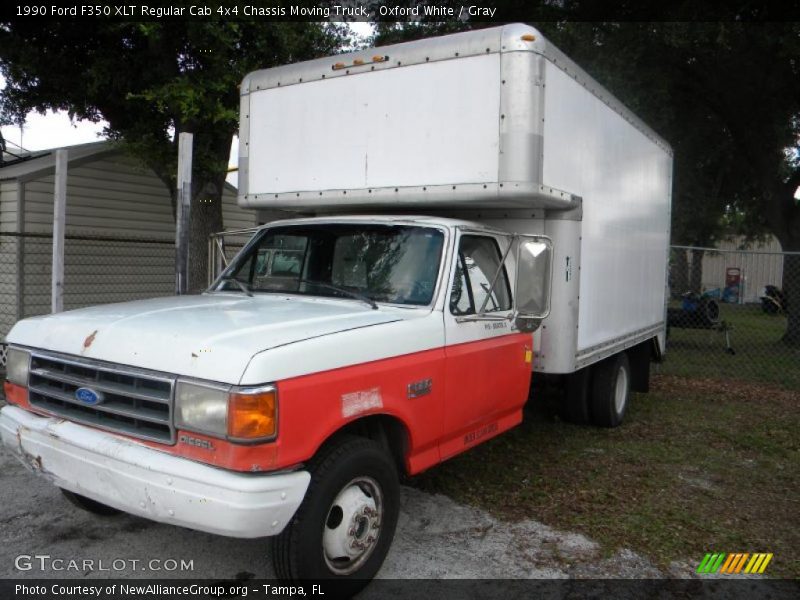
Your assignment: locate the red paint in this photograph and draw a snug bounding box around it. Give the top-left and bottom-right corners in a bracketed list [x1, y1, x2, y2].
[4, 381, 30, 408]
[440, 332, 532, 461]
[275, 332, 532, 475]
[276, 346, 446, 475]
[4, 332, 534, 475]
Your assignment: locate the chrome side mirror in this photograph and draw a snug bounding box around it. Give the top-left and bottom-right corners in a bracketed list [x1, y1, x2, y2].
[514, 237, 553, 332]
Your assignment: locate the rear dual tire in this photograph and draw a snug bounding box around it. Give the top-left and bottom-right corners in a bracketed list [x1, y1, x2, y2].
[590, 353, 631, 428]
[560, 352, 631, 428]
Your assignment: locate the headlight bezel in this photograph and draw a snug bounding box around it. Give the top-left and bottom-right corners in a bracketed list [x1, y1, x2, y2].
[5, 347, 31, 387]
[175, 378, 278, 444]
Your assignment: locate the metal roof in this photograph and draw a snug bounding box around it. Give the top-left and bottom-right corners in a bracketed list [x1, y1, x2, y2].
[0, 141, 112, 182]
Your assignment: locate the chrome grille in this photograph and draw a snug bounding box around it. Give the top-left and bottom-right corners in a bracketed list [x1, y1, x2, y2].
[28, 352, 176, 444]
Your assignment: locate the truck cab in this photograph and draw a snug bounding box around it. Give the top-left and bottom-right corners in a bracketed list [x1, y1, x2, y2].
[1, 215, 551, 589]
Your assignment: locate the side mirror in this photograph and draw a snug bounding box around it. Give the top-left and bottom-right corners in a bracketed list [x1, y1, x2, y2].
[514, 237, 553, 332]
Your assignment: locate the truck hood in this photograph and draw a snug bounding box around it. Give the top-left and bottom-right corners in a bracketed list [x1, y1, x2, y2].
[7, 294, 407, 383]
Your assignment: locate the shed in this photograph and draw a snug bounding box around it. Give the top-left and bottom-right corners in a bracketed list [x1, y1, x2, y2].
[0, 141, 258, 341]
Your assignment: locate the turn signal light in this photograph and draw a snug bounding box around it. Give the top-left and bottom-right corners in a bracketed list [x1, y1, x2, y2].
[521, 34, 536, 42]
[332, 62, 346, 70]
[228, 388, 277, 440]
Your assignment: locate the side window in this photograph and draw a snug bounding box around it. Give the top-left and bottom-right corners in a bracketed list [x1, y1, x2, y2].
[449, 235, 512, 315]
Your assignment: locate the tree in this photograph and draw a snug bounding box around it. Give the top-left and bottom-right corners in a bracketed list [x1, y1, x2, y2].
[0, 18, 347, 292]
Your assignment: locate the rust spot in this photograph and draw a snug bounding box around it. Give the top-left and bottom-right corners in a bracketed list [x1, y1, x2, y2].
[83, 330, 98, 350]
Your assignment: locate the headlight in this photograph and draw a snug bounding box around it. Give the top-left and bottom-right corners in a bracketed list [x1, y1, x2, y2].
[175, 380, 278, 442]
[175, 381, 230, 437]
[5, 347, 31, 386]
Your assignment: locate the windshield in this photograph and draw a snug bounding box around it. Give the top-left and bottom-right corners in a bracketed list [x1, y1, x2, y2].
[216, 223, 445, 306]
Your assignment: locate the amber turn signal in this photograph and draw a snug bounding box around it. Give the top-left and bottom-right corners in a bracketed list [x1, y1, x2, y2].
[228, 387, 277, 440]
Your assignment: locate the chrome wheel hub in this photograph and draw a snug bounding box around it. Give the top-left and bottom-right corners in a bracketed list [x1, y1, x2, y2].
[322, 476, 383, 575]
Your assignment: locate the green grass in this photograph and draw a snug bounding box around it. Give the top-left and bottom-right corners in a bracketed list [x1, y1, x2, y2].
[660, 302, 800, 389]
[411, 375, 800, 578]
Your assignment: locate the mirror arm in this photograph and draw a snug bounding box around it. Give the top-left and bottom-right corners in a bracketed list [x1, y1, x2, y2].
[477, 234, 518, 315]
[455, 313, 514, 324]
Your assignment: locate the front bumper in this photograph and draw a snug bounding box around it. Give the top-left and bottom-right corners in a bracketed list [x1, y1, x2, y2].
[0, 405, 310, 538]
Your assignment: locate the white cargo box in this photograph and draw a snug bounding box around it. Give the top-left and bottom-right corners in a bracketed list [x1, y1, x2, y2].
[240, 24, 665, 211]
[238, 25, 673, 374]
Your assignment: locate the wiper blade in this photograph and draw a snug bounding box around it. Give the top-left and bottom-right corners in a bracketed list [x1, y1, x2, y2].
[298, 279, 378, 310]
[217, 276, 253, 297]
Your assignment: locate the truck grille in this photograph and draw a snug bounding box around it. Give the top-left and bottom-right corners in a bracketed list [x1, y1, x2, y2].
[28, 352, 176, 444]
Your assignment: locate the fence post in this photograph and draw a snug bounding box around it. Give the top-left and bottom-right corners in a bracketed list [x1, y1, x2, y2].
[51, 149, 67, 313]
[176, 133, 193, 295]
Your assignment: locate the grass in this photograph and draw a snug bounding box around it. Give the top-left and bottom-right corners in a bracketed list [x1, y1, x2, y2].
[410, 375, 800, 578]
[660, 302, 800, 389]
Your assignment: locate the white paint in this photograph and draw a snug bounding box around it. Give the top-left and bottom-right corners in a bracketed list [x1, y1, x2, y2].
[6, 293, 417, 384]
[247, 54, 501, 194]
[0, 405, 310, 538]
[341, 387, 383, 418]
[542, 62, 671, 352]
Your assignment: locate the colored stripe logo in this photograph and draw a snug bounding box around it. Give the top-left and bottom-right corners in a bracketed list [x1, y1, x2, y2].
[697, 553, 773, 574]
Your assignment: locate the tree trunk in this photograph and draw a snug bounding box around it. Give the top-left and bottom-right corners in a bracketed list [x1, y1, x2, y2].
[671, 248, 689, 297]
[187, 175, 226, 293]
[690, 248, 705, 294]
[782, 252, 800, 347]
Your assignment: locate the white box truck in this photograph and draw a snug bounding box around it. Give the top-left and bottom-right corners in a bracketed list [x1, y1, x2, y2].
[1, 24, 671, 591]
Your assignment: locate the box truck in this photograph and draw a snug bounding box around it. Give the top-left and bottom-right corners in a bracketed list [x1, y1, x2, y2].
[1, 24, 671, 590]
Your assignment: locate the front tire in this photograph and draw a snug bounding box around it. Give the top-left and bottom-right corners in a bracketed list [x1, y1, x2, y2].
[272, 436, 399, 594]
[590, 353, 631, 428]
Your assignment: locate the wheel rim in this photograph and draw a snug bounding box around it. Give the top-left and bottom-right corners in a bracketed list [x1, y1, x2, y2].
[322, 476, 383, 576]
[614, 364, 629, 414]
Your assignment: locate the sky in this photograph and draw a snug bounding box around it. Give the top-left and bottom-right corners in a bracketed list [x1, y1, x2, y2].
[0, 22, 374, 187]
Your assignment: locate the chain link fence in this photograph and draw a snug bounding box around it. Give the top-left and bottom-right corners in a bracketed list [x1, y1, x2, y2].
[661, 245, 800, 390]
[0, 231, 175, 364]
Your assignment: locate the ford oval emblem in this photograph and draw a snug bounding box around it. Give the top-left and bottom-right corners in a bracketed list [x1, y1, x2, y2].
[75, 387, 103, 406]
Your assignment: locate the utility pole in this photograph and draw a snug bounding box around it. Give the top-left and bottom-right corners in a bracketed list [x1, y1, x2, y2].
[51, 149, 68, 312]
[176, 133, 193, 295]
